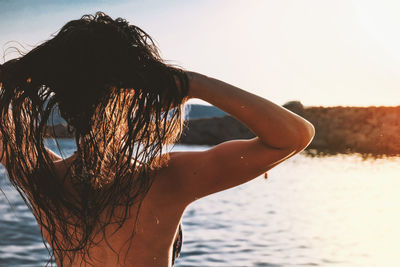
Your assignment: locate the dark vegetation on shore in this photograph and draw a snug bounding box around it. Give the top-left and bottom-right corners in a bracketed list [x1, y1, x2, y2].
[45, 103, 400, 156]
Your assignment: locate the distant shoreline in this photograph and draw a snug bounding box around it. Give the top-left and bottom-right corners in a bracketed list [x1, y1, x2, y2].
[45, 102, 400, 156]
[179, 101, 400, 155]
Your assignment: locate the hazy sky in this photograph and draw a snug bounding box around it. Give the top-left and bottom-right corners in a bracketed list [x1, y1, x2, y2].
[1, 0, 399, 107]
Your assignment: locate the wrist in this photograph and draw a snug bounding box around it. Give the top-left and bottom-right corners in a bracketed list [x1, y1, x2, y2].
[185, 71, 196, 99]
[186, 71, 206, 99]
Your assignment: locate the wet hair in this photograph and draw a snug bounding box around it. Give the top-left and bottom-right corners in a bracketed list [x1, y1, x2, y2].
[0, 12, 188, 266]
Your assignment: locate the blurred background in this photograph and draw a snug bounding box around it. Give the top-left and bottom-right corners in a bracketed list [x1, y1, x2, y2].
[1, 0, 400, 106]
[1, 1, 400, 266]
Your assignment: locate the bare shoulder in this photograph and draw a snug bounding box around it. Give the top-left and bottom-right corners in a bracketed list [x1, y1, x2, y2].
[151, 138, 298, 207]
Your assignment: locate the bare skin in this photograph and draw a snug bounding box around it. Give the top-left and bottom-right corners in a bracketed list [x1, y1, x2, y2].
[2, 71, 314, 266]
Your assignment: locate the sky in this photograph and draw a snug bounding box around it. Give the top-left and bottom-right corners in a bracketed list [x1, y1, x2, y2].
[1, 0, 400, 107]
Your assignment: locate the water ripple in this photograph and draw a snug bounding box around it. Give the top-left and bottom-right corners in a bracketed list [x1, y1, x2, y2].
[0, 143, 400, 266]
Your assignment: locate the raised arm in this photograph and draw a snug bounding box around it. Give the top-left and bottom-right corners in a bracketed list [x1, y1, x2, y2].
[158, 71, 314, 205]
[186, 72, 314, 151]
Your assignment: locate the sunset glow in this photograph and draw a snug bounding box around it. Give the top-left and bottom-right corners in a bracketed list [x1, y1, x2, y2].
[1, 0, 400, 107]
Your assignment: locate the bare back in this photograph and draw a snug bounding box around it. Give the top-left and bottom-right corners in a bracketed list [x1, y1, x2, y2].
[40, 154, 186, 267]
[1, 71, 314, 267]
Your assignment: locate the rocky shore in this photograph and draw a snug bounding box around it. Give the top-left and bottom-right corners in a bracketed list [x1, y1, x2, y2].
[45, 102, 400, 155]
[179, 101, 400, 155]
[297, 103, 400, 155]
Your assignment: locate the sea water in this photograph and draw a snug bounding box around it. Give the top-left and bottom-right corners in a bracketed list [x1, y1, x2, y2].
[1, 140, 399, 267]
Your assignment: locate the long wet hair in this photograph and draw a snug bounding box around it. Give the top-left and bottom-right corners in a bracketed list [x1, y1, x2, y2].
[0, 12, 189, 266]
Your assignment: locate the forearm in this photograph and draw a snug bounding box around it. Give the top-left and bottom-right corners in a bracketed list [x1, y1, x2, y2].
[187, 71, 314, 151]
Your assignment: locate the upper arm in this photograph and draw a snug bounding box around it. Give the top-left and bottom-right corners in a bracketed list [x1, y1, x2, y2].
[163, 137, 299, 205]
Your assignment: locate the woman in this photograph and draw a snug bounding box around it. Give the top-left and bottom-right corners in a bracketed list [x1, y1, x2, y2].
[0, 12, 314, 267]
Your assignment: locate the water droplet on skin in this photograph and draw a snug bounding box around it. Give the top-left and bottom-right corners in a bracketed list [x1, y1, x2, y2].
[240, 156, 244, 159]
[156, 217, 160, 224]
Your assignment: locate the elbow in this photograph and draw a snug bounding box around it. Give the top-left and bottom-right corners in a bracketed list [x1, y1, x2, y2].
[258, 119, 315, 154]
[293, 121, 315, 152]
